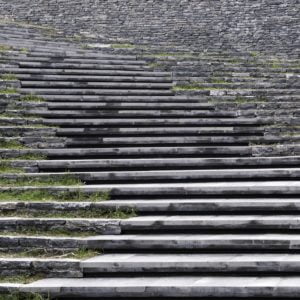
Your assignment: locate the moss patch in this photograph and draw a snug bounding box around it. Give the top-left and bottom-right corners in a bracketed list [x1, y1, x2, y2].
[21, 95, 45, 102]
[0, 140, 28, 149]
[0, 88, 18, 94]
[0, 74, 17, 80]
[0, 162, 24, 173]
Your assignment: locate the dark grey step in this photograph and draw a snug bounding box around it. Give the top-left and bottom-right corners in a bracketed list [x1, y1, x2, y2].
[0, 258, 81, 278]
[56, 126, 264, 136]
[17, 74, 173, 83]
[42, 117, 271, 126]
[32, 110, 236, 118]
[4, 68, 171, 77]
[7, 168, 298, 183]
[31, 156, 300, 171]
[20, 88, 174, 96]
[3, 56, 146, 65]
[18, 62, 150, 70]
[21, 81, 172, 89]
[4, 199, 300, 213]
[0, 218, 120, 234]
[1, 181, 298, 196]
[120, 215, 300, 231]
[46, 102, 213, 109]
[82, 253, 300, 273]
[2, 144, 296, 159]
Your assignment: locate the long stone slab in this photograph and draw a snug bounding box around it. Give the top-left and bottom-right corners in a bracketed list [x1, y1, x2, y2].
[82, 253, 300, 273]
[120, 215, 300, 231]
[20, 276, 300, 297]
[5, 168, 300, 182]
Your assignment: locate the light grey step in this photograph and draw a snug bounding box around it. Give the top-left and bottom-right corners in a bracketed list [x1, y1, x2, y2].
[21, 81, 172, 89]
[82, 253, 300, 273]
[6, 168, 300, 183]
[120, 215, 300, 231]
[20, 276, 300, 298]
[32, 156, 300, 171]
[0, 258, 81, 277]
[1, 182, 299, 196]
[20, 88, 174, 96]
[0, 218, 121, 234]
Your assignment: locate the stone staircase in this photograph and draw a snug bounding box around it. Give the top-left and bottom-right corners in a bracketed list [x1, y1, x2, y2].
[0, 24, 300, 299]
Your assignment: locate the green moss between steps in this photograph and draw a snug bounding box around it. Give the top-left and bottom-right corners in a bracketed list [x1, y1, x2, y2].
[0, 248, 101, 260]
[0, 291, 48, 300]
[0, 189, 110, 202]
[0, 175, 83, 187]
[0, 207, 137, 219]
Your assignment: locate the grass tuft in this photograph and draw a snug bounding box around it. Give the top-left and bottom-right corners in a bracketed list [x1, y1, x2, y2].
[10, 154, 48, 160]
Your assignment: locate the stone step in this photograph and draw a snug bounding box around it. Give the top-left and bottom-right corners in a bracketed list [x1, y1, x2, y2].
[18, 62, 151, 70]
[0, 218, 121, 234]
[120, 215, 300, 232]
[3, 233, 300, 251]
[26, 51, 138, 60]
[46, 102, 213, 109]
[26, 156, 300, 171]
[42, 117, 271, 126]
[56, 126, 264, 137]
[2, 56, 146, 65]
[19, 276, 300, 298]
[62, 136, 294, 147]
[21, 81, 173, 89]
[39, 95, 206, 102]
[1, 181, 299, 197]
[2, 144, 297, 159]
[82, 253, 300, 274]
[4, 199, 300, 213]
[32, 110, 237, 118]
[20, 88, 174, 96]
[16, 74, 173, 82]
[3, 68, 171, 77]
[5, 168, 300, 183]
[0, 257, 81, 277]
